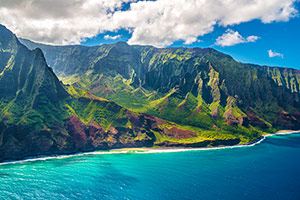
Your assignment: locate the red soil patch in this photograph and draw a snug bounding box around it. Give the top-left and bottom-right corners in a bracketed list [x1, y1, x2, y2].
[212, 125, 221, 130]
[246, 112, 268, 129]
[109, 126, 119, 135]
[224, 109, 245, 126]
[212, 107, 219, 120]
[164, 127, 197, 139]
[196, 106, 202, 113]
[67, 114, 88, 148]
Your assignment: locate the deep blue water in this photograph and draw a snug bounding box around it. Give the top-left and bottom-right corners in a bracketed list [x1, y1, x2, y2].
[1, 134, 300, 200]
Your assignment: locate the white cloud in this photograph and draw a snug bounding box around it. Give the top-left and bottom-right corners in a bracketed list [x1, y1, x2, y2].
[113, 0, 297, 47]
[183, 38, 202, 45]
[0, 0, 134, 45]
[104, 35, 121, 40]
[246, 35, 260, 43]
[215, 29, 259, 47]
[268, 50, 284, 58]
[0, 0, 298, 46]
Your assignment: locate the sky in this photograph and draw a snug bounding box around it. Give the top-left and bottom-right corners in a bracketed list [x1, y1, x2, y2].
[0, 0, 299, 69]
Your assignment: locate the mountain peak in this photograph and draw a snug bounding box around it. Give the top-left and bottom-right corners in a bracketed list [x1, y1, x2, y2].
[115, 41, 129, 46]
[0, 24, 19, 50]
[1, 24, 300, 162]
[0, 24, 9, 32]
[0, 24, 68, 101]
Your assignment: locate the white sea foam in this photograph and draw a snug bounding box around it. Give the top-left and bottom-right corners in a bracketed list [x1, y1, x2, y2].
[0, 131, 299, 165]
[265, 131, 300, 137]
[0, 151, 130, 166]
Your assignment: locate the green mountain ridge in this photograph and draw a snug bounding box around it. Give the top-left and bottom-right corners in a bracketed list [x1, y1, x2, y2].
[20, 38, 300, 132]
[1, 25, 251, 162]
[0, 24, 298, 162]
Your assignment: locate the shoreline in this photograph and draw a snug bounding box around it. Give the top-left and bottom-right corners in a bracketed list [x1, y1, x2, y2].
[0, 130, 299, 166]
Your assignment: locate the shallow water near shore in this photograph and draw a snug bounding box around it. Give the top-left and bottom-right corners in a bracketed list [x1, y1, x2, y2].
[1, 133, 300, 200]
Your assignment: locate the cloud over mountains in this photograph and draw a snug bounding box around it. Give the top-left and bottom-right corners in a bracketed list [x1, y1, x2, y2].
[268, 50, 284, 59]
[215, 29, 259, 47]
[0, 0, 298, 46]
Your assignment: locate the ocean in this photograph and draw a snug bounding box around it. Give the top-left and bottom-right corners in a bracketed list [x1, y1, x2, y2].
[0, 133, 300, 200]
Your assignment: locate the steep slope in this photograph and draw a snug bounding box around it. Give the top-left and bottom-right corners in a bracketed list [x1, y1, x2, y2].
[20, 39, 300, 133]
[260, 65, 300, 93]
[20, 38, 114, 77]
[0, 25, 71, 161]
[1, 26, 250, 162]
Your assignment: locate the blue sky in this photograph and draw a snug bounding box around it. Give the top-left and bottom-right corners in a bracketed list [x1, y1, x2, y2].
[81, 1, 300, 70]
[1, 0, 299, 69]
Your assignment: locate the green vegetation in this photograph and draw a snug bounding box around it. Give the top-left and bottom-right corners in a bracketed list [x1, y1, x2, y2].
[19, 36, 300, 141]
[0, 24, 300, 162]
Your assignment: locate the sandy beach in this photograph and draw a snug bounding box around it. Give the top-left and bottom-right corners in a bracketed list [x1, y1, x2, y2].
[1, 130, 299, 166]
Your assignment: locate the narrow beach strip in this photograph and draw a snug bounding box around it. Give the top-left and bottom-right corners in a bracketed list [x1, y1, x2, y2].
[0, 130, 299, 166]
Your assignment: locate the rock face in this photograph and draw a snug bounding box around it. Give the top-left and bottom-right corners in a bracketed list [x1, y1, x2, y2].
[20, 37, 300, 132]
[261, 65, 300, 93]
[0, 25, 69, 161]
[1, 25, 299, 162]
[2, 25, 250, 162]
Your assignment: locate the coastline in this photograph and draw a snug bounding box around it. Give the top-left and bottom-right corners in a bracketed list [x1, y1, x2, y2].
[266, 130, 300, 135]
[0, 130, 299, 166]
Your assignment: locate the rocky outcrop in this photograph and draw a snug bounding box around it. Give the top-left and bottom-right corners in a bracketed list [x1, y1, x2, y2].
[1, 24, 300, 163]
[19, 37, 300, 132]
[156, 138, 241, 148]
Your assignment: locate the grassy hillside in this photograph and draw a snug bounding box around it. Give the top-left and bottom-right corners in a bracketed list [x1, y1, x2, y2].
[20, 39, 300, 134]
[1, 25, 262, 162]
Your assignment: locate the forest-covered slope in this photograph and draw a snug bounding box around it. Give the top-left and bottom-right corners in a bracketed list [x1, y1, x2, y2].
[2, 25, 249, 162]
[20, 38, 300, 134]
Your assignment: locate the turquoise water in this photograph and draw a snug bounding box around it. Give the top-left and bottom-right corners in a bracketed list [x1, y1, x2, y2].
[1, 134, 300, 200]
